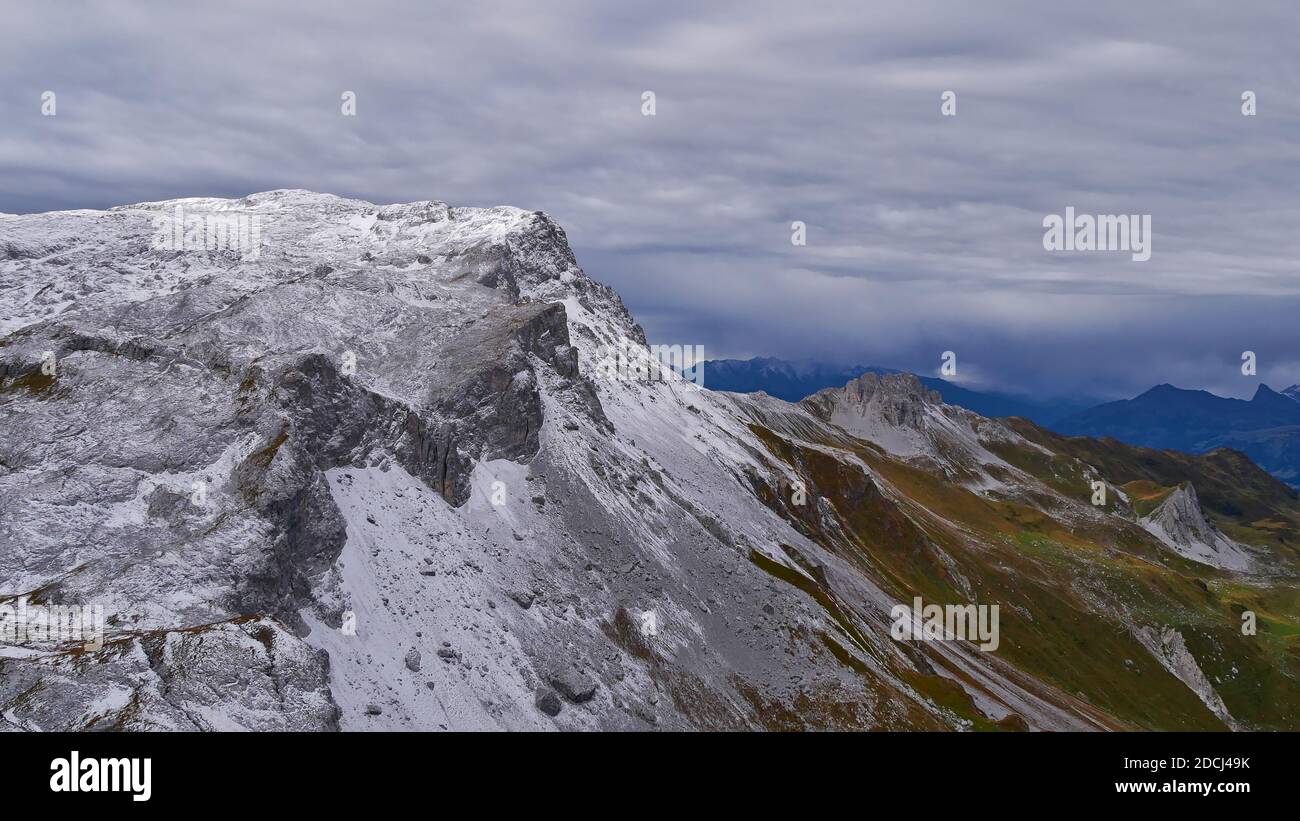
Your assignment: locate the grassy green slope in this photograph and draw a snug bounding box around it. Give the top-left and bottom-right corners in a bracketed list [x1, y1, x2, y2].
[745, 421, 1300, 731]
[1002, 419, 1300, 558]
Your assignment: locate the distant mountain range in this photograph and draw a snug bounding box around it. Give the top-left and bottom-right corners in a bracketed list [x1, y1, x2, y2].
[702, 357, 1099, 425]
[704, 357, 1300, 489]
[1054, 383, 1300, 487]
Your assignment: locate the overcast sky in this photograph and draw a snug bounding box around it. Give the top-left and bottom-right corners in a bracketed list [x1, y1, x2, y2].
[4, 1, 1300, 399]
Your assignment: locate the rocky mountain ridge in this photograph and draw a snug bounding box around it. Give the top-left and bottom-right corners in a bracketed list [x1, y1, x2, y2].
[2, 192, 1296, 731]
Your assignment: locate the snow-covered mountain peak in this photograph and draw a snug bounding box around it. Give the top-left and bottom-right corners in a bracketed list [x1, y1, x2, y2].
[2, 191, 1290, 732]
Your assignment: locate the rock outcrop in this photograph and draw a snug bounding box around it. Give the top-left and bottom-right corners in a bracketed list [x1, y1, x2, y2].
[1140, 483, 1254, 570]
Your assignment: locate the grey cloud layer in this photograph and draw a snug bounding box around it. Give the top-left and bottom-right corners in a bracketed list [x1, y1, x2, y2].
[4, 0, 1298, 398]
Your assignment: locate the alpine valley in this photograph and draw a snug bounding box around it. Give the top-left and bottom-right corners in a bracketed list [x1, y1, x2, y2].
[2, 191, 1296, 731]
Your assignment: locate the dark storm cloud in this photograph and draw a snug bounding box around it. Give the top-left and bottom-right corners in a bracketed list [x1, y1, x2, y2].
[3, 0, 1299, 398]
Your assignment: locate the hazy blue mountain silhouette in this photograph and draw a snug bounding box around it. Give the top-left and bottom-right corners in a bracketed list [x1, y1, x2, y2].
[1055, 383, 1300, 487]
[702, 357, 1096, 425]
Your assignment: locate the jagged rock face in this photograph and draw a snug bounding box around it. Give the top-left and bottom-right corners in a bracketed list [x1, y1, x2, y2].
[0, 192, 619, 728]
[799, 372, 1036, 486]
[1141, 483, 1254, 571]
[1, 194, 597, 627]
[1133, 625, 1240, 730]
[1, 191, 1293, 731]
[803, 371, 940, 430]
[1146, 484, 1218, 547]
[0, 617, 337, 731]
